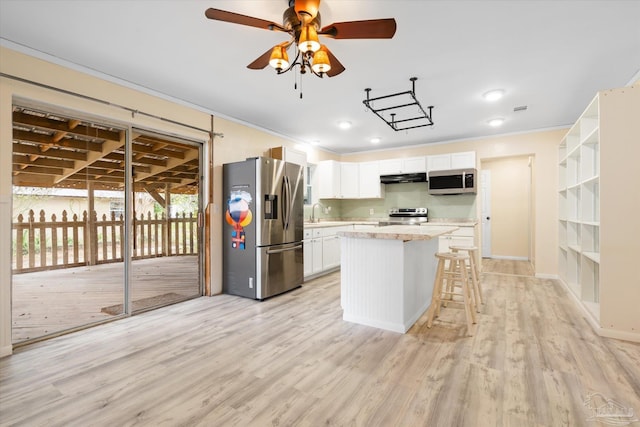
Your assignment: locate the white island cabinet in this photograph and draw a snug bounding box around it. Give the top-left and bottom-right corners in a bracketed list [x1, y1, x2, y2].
[338, 225, 457, 333]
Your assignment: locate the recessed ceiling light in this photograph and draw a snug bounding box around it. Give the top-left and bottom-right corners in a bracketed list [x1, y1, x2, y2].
[488, 118, 505, 127]
[483, 89, 505, 102]
[338, 120, 352, 130]
[370, 137, 381, 144]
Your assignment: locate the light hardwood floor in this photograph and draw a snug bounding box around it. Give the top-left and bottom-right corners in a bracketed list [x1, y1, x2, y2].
[1, 262, 639, 426]
[481, 258, 535, 276]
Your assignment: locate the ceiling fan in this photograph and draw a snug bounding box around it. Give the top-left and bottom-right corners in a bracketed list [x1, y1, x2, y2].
[204, 0, 396, 78]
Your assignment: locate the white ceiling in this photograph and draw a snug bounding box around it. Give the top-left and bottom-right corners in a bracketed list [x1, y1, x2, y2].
[1, 0, 639, 154]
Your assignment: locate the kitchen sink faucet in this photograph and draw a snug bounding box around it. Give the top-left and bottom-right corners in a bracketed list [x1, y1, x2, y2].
[310, 203, 323, 223]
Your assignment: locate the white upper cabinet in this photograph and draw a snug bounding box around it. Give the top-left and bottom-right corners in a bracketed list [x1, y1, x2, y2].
[317, 160, 385, 199]
[427, 151, 476, 172]
[378, 159, 403, 175]
[426, 154, 451, 172]
[316, 160, 341, 199]
[359, 161, 384, 198]
[379, 156, 426, 174]
[451, 151, 476, 169]
[340, 162, 360, 199]
[403, 156, 428, 173]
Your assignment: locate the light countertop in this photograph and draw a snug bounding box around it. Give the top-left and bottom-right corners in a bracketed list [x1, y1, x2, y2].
[422, 221, 477, 227]
[303, 220, 378, 228]
[304, 219, 477, 229]
[337, 225, 458, 241]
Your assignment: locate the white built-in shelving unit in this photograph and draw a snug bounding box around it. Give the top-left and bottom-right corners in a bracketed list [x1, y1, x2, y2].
[558, 96, 600, 315]
[557, 86, 639, 341]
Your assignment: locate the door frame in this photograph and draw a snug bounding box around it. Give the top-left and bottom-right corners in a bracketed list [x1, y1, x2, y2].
[481, 169, 491, 258]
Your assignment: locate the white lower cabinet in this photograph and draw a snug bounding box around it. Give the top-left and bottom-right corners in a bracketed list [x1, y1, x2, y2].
[304, 225, 354, 278]
[322, 235, 341, 270]
[430, 225, 476, 252]
[303, 229, 324, 277]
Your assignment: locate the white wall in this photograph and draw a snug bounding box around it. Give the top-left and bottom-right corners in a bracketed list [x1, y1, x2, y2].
[0, 44, 565, 357]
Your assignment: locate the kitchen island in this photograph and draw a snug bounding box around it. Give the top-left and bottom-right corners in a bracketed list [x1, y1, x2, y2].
[337, 225, 458, 333]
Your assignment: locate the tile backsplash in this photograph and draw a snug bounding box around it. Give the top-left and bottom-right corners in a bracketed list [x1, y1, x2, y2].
[304, 182, 477, 221]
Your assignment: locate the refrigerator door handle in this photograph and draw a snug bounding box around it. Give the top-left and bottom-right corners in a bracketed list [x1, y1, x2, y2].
[282, 175, 291, 230]
[281, 176, 287, 229]
[266, 244, 303, 254]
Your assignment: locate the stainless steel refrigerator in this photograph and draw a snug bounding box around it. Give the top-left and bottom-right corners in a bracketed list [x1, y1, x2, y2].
[222, 157, 304, 300]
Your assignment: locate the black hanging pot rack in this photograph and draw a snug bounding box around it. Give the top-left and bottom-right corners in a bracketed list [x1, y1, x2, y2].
[363, 77, 434, 131]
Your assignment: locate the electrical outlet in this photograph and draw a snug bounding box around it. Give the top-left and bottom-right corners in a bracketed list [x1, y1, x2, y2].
[369, 208, 374, 215]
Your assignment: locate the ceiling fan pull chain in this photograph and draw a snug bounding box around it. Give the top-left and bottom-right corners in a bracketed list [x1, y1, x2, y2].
[299, 72, 303, 99]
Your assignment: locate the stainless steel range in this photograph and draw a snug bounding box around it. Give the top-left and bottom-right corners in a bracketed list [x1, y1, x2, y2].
[378, 207, 428, 226]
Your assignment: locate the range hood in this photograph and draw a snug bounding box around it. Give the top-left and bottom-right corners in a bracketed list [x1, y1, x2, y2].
[380, 172, 427, 184]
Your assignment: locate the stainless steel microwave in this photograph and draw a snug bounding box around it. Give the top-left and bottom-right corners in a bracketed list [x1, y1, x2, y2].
[428, 168, 477, 195]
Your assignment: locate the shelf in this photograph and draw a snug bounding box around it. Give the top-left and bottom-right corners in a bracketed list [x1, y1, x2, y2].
[580, 118, 599, 143]
[581, 126, 599, 145]
[583, 251, 600, 263]
[581, 220, 599, 227]
[581, 175, 599, 186]
[565, 129, 580, 152]
[557, 87, 640, 338]
[567, 183, 580, 190]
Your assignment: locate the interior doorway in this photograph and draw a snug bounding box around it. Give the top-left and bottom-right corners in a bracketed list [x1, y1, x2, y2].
[10, 105, 203, 345]
[480, 155, 533, 265]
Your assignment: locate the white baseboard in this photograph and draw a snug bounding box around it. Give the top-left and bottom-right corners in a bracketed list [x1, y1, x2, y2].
[488, 255, 529, 261]
[535, 273, 559, 279]
[556, 278, 640, 343]
[599, 328, 640, 343]
[0, 344, 12, 358]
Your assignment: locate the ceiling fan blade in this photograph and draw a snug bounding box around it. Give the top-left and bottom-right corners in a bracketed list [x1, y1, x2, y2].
[247, 48, 274, 70]
[205, 8, 286, 32]
[320, 18, 397, 39]
[325, 48, 345, 77]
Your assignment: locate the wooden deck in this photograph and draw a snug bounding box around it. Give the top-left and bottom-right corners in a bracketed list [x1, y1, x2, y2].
[11, 256, 200, 343]
[1, 261, 639, 425]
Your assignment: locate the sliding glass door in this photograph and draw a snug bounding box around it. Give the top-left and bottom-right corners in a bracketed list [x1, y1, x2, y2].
[11, 106, 203, 345]
[129, 130, 202, 313]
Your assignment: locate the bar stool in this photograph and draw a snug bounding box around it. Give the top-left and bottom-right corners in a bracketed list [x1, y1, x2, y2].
[426, 252, 476, 336]
[450, 245, 483, 311]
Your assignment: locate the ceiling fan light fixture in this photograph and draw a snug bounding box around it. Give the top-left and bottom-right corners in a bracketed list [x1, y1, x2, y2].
[294, 0, 320, 22]
[311, 45, 331, 74]
[298, 25, 320, 53]
[269, 45, 290, 71]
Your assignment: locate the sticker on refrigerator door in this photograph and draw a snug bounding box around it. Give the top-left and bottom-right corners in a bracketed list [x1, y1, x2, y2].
[225, 190, 253, 250]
